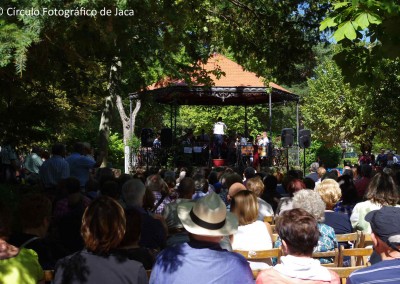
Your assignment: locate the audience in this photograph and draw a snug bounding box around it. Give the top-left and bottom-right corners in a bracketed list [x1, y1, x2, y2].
[316, 179, 352, 235]
[246, 176, 274, 220]
[351, 172, 400, 233]
[257, 208, 339, 283]
[0, 201, 44, 284]
[150, 192, 254, 284]
[334, 175, 358, 216]
[231, 190, 273, 251]
[275, 189, 337, 264]
[54, 196, 147, 284]
[276, 179, 306, 215]
[348, 207, 400, 283]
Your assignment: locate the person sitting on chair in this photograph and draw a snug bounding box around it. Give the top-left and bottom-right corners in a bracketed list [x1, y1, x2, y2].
[150, 192, 254, 284]
[256, 208, 340, 284]
[348, 206, 400, 284]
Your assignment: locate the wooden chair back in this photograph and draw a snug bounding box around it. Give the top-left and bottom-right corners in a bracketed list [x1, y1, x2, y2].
[329, 266, 366, 284]
[338, 246, 373, 267]
[336, 232, 360, 248]
[357, 232, 373, 248]
[263, 216, 274, 224]
[146, 270, 152, 279]
[270, 224, 276, 233]
[234, 248, 282, 265]
[311, 248, 339, 267]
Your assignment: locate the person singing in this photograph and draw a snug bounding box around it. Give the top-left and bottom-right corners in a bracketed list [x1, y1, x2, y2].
[213, 117, 227, 159]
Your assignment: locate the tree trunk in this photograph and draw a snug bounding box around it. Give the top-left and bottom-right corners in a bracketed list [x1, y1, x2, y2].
[98, 60, 120, 167]
[115, 94, 141, 173]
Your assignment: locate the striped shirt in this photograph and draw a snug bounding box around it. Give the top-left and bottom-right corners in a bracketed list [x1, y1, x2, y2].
[347, 259, 400, 284]
[39, 155, 70, 188]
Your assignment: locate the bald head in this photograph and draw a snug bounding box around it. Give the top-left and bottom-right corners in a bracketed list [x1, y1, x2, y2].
[228, 182, 247, 201]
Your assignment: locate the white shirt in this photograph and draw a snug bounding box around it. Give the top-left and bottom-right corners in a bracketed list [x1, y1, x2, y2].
[232, 220, 272, 251]
[258, 137, 269, 146]
[213, 121, 227, 135]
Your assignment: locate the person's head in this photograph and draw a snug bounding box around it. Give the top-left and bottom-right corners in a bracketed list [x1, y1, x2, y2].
[72, 142, 85, 154]
[100, 180, 121, 200]
[146, 174, 165, 192]
[163, 175, 176, 189]
[52, 143, 66, 157]
[227, 182, 246, 201]
[322, 170, 338, 181]
[293, 189, 325, 222]
[19, 194, 52, 235]
[365, 206, 400, 255]
[263, 174, 278, 192]
[177, 192, 238, 240]
[365, 172, 399, 206]
[230, 190, 258, 226]
[81, 196, 126, 254]
[276, 208, 320, 256]
[244, 167, 256, 180]
[119, 208, 142, 247]
[246, 176, 264, 197]
[217, 117, 222, 122]
[337, 175, 358, 205]
[316, 179, 342, 210]
[223, 172, 243, 190]
[121, 179, 146, 207]
[309, 162, 319, 173]
[262, 131, 268, 138]
[286, 179, 306, 197]
[177, 177, 196, 199]
[317, 167, 326, 178]
[303, 177, 315, 190]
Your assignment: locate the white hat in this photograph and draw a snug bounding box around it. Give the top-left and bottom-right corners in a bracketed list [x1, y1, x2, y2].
[177, 192, 238, 236]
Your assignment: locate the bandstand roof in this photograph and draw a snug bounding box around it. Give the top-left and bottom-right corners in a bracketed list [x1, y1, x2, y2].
[137, 54, 299, 106]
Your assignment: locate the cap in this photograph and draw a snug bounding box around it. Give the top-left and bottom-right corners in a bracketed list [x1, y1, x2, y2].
[365, 206, 400, 245]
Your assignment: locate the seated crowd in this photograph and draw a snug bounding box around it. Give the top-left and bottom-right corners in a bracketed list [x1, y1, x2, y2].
[2, 143, 400, 283]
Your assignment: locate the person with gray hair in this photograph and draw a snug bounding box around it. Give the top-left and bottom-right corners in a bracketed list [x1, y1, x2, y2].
[122, 179, 146, 208]
[275, 189, 337, 264]
[306, 162, 319, 182]
[122, 179, 167, 251]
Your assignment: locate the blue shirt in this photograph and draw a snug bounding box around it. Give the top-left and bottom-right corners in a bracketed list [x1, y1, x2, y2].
[348, 258, 400, 284]
[150, 240, 254, 284]
[66, 153, 96, 187]
[39, 155, 70, 188]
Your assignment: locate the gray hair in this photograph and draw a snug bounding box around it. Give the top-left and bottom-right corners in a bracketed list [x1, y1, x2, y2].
[292, 189, 325, 222]
[122, 179, 146, 207]
[310, 162, 319, 172]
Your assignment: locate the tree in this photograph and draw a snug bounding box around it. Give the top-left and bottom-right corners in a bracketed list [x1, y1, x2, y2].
[320, 1, 400, 85]
[302, 55, 400, 152]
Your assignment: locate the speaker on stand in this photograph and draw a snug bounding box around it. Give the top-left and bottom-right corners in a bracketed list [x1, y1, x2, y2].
[299, 129, 312, 176]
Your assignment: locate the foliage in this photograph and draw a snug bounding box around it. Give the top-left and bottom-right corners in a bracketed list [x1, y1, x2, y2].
[320, 1, 400, 85]
[315, 141, 342, 168]
[210, 1, 330, 84]
[108, 131, 124, 169]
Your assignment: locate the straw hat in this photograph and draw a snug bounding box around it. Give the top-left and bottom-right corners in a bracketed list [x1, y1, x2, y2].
[177, 192, 238, 236]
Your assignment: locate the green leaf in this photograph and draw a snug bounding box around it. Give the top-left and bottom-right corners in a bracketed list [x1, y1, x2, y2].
[367, 13, 382, 25]
[333, 24, 346, 42]
[320, 17, 337, 31]
[333, 2, 350, 10]
[343, 21, 357, 40]
[355, 13, 370, 29]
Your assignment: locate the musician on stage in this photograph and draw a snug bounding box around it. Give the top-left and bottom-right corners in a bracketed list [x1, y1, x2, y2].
[258, 131, 269, 147]
[213, 117, 227, 159]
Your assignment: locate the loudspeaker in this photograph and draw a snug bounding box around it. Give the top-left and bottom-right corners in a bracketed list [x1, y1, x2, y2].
[141, 128, 154, 147]
[160, 128, 172, 148]
[281, 128, 294, 147]
[299, 129, 311, 149]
